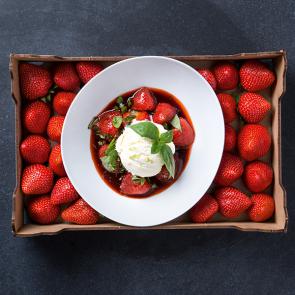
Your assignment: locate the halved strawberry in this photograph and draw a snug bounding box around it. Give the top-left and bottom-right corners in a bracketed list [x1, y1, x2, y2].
[49, 144, 66, 177]
[120, 173, 152, 196]
[214, 152, 244, 186]
[23, 101, 51, 134]
[21, 164, 54, 195]
[217, 93, 237, 123]
[213, 62, 239, 90]
[54, 62, 80, 91]
[20, 135, 50, 164]
[190, 194, 219, 223]
[27, 195, 60, 224]
[47, 116, 65, 142]
[51, 177, 79, 205]
[224, 124, 237, 152]
[173, 117, 195, 147]
[196, 68, 217, 91]
[76, 61, 103, 84]
[61, 198, 99, 225]
[248, 193, 275, 222]
[153, 103, 177, 124]
[53, 91, 76, 115]
[96, 110, 121, 137]
[131, 87, 157, 111]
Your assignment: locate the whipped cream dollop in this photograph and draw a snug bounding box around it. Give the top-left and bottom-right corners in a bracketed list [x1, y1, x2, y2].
[116, 120, 175, 177]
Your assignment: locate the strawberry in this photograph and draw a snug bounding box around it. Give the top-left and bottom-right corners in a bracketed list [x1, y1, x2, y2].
[240, 60, 275, 92]
[214, 152, 244, 186]
[217, 93, 237, 123]
[248, 193, 275, 222]
[47, 116, 65, 142]
[135, 111, 149, 121]
[61, 198, 99, 225]
[224, 124, 237, 152]
[120, 173, 152, 196]
[21, 164, 54, 195]
[20, 135, 50, 164]
[98, 144, 109, 158]
[53, 91, 76, 115]
[190, 194, 219, 223]
[51, 177, 79, 205]
[243, 161, 273, 193]
[19, 63, 52, 100]
[49, 144, 66, 177]
[123, 111, 149, 126]
[173, 117, 195, 147]
[76, 61, 103, 84]
[238, 124, 271, 161]
[197, 68, 217, 91]
[53, 62, 80, 91]
[238, 92, 271, 123]
[213, 62, 239, 90]
[27, 195, 60, 224]
[131, 87, 157, 111]
[155, 166, 172, 183]
[23, 101, 51, 134]
[152, 103, 177, 124]
[215, 187, 251, 218]
[96, 110, 121, 137]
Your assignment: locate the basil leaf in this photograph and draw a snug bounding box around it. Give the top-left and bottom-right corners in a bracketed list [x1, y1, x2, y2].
[171, 114, 181, 130]
[160, 130, 173, 143]
[123, 115, 136, 123]
[105, 138, 116, 156]
[120, 105, 128, 114]
[130, 122, 159, 141]
[160, 144, 175, 178]
[101, 156, 116, 172]
[112, 116, 123, 128]
[151, 141, 162, 154]
[117, 96, 123, 104]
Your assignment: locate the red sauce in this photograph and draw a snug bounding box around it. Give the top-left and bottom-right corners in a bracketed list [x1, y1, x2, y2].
[90, 87, 194, 198]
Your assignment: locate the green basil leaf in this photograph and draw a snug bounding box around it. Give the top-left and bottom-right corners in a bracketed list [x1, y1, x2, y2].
[105, 138, 116, 156]
[151, 141, 162, 154]
[160, 144, 175, 178]
[123, 115, 136, 123]
[112, 116, 123, 128]
[120, 105, 127, 114]
[160, 130, 173, 143]
[117, 96, 123, 104]
[130, 122, 159, 141]
[170, 114, 181, 130]
[101, 156, 116, 172]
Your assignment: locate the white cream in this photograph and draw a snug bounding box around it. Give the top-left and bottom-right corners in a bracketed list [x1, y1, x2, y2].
[116, 120, 175, 177]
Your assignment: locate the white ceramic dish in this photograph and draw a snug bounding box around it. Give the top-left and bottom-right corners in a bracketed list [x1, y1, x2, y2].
[61, 56, 224, 227]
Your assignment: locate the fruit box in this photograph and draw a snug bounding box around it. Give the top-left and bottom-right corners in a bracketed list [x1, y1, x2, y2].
[10, 51, 287, 237]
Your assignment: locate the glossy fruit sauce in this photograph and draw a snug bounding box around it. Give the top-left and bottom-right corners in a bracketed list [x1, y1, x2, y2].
[90, 87, 194, 198]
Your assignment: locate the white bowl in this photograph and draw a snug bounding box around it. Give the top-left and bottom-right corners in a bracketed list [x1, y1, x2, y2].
[61, 56, 224, 227]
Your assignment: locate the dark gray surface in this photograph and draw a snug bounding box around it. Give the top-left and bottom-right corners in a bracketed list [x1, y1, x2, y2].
[0, 0, 294, 294]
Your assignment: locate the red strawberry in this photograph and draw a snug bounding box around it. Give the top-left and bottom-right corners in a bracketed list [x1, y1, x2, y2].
[190, 194, 219, 223]
[243, 161, 273, 193]
[224, 124, 237, 152]
[23, 101, 51, 134]
[49, 144, 66, 177]
[96, 110, 121, 137]
[98, 144, 109, 158]
[214, 152, 244, 186]
[120, 173, 152, 196]
[240, 60, 275, 91]
[54, 63, 80, 91]
[217, 93, 237, 123]
[173, 117, 195, 147]
[197, 68, 217, 91]
[155, 166, 172, 183]
[51, 177, 79, 205]
[20, 135, 50, 164]
[215, 187, 251, 218]
[27, 195, 60, 224]
[53, 91, 76, 115]
[213, 62, 239, 90]
[19, 63, 52, 100]
[238, 124, 271, 161]
[76, 62, 103, 84]
[153, 103, 177, 124]
[131, 88, 157, 111]
[248, 193, 275, 222]
[135, 111, 149, 121]
[21, 164, 54, 195]
[238, 92, 271, 123]
[61, 198, 99, 225]
[47, 116, 65, 142]
[122, 111, 149, 126]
